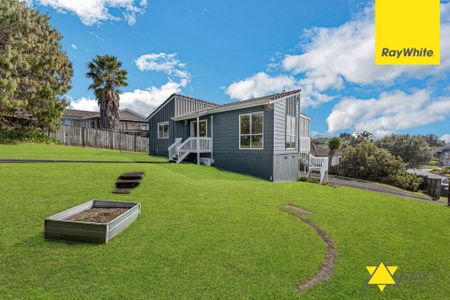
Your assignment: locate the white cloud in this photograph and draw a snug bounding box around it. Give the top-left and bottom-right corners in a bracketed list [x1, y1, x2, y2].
[33, 0, 148, 26]
[70, 53, 190, 115]
[327, 90, 450, 137]
[69, 80, 185, 115]
[70, 97, 99, 111]
[120, 81, 185, 115]
[441, 134, 450, 144]
[70, 44, 77, 50]
[224, 3, 450, 111]
[134, 53, 191, 81]
[282, 4, 450, 93]
[225, 72, 297, 100]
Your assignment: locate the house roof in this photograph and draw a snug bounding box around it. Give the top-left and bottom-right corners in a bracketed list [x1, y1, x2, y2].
[63, 109, 99, 120]
[119, 108, 147, 122]
[64, 108, 147, 122]
[146, 93, 218, 120]
[300, 113, 311, 119]
[310, 144, 342, 157]
[172, 89, 301, 121]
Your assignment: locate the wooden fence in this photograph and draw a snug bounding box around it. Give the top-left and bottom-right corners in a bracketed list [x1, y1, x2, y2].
[48, 126, 149, 153]
[421, 177, 449, 199]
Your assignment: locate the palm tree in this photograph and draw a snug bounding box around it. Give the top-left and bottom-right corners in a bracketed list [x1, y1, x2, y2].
[327, 137, 342, 172]
[86, 55, 128, 130]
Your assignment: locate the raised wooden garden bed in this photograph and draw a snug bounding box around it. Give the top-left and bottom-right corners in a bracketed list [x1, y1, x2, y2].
[45, 200, 140, 244]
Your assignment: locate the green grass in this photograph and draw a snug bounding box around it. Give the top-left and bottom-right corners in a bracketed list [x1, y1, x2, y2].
[0, 143, 160, 162]
[0, 144, 449, 299]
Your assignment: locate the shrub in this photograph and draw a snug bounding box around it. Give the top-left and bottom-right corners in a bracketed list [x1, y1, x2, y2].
[338, 141, 406, 181]
[384, 172, 424, 192]
[377, 134, 432, 168]
[0, 129, 61, 145]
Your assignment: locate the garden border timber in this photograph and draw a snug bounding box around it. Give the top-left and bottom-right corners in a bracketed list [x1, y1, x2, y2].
[45, 200, 141, 244]
[282, 204, 336, 292]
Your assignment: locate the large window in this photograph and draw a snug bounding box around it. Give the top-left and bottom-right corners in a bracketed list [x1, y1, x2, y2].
[158, 121, 169, 139]
[239, 112, 263, 149]
[286, 98, 297, 149]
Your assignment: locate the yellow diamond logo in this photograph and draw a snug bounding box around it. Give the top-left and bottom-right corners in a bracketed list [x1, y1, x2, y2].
[366, 262, 398, 292]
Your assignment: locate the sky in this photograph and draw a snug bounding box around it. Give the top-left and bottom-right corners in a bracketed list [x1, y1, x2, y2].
[28, 0, 450, 142]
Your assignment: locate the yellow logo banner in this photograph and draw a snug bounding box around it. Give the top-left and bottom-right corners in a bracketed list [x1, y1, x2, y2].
[375, 0, 440, 65]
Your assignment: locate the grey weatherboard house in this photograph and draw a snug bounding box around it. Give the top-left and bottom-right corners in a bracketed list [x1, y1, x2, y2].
[148, 90, 312, 182]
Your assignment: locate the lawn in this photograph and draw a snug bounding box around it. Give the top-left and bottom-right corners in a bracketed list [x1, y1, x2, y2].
[0, 143, 160, 162]
[0, 144, 449, 299]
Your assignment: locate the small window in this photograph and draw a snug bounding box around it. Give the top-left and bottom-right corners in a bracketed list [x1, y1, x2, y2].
[286, 98, 297, 149]
[63, 119, 73, 126]
[239, 112, 263, 149]
[286, 116, 296, 149]
[158, 122, 169, 139]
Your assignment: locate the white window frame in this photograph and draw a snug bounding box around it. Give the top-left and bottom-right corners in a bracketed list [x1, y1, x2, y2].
[239, 112, 264, 150]
[285, 115, 296, 150]
[157, 121, 169, 139]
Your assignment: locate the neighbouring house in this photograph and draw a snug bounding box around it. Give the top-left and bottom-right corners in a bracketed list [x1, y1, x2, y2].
[147, 90, 321, 182]
[62, 108, 149, 136]
[310, 144, 342, 167]
[436, 146, 450, 166]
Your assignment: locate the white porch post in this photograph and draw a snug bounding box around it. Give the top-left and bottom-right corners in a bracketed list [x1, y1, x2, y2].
[211, 115, 214, 160]
[196, 116, 200, 165]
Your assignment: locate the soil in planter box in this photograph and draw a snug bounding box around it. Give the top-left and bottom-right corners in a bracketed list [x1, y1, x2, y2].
[66, 208, 129, 223]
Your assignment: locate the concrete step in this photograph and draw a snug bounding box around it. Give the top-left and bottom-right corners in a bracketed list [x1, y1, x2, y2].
[113, 188, 132, 194]
[116, 179, 141, 189]
[118, 172, 145, 180]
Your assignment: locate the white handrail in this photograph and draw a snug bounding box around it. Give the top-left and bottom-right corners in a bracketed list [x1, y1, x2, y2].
[176, 137, 212, 163]
[301, 153, 329, 184]
[168, 138, 182, 159]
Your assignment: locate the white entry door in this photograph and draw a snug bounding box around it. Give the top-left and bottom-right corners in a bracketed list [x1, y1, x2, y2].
[190, 120, 208, 137]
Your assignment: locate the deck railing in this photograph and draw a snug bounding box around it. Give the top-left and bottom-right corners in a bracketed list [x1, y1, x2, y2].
[299, 153, 329, 184]
[170, 137, 212, 163]
[168, 138, 182, 160]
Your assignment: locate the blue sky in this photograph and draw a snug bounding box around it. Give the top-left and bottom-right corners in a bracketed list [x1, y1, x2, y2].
[30, 0, 450, 141]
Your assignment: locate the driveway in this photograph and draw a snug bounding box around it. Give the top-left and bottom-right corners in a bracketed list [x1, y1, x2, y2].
[329, 175, 441, 203]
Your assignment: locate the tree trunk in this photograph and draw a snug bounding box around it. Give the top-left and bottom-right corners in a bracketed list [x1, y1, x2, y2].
[99, 91, 120, 130]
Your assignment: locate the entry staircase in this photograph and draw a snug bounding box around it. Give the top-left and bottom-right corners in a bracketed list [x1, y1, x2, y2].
[168, 137, 212, 163]
[299, 152, 329, 184]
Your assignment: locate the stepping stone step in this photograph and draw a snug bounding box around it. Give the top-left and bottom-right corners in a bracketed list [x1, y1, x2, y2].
[113, 188, 132, 194]
[116, 179, 141, 189]
[112, 171, 145, 194]
[119, 172, 145, 180]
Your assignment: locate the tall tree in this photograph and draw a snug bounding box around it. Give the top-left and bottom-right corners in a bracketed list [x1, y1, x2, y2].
[86, 55, 128, 130]
[0, 0, 73, 132]
[377, 134, 432, 168]
[419, 134, 445, 147]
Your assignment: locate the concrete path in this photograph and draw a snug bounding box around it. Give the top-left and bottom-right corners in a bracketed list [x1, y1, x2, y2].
[329, 175, 441, 203]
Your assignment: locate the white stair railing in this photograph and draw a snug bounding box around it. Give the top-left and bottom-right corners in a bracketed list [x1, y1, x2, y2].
[168, 138, 182, 160]
[301, 154, 329, 184]
[175, 137, 212, 163]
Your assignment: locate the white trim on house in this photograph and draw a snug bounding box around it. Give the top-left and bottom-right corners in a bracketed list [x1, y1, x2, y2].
[157, 121, 169, 139]
[147, 95, 176, 121]
[239, 112, 264, 150]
